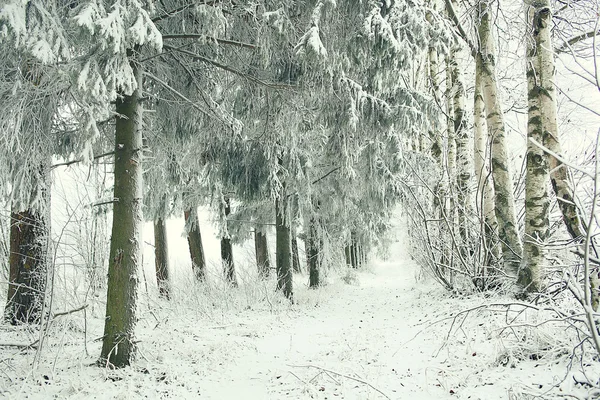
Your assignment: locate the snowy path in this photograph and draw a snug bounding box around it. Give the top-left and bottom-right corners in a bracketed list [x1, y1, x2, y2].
[175, 256, 457, 400]
[2, 241, 576, 399]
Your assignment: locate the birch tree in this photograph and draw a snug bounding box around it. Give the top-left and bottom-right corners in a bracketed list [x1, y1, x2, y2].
[475, 0, 523, 276]
[519, 2, 552, 293]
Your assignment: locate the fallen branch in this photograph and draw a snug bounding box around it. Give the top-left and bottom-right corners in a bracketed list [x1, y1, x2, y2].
[52, 304, 88, 319]
[288, 364, 391, 399]
[0, 340, 39, 349]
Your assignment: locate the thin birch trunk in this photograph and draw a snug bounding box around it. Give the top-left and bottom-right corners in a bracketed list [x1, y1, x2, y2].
[477, 0, 523, 276]
[474, 58, 501, 272]
[451, 49, 473, 249]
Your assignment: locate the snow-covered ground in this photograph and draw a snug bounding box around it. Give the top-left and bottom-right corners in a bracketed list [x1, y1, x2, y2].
[1, 211, 599, 399]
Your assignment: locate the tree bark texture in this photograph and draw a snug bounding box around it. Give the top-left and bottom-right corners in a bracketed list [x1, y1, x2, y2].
[474, 59, 501, 269]
[307, 216, 321, 288]
[100, 62, 143, 368]
[184, 207, 206, 281]
[221, 197, 236, 286]
[154, 217, 170, 299]
[451, 51, 473, 249]
[428, 45, 443, 164]
[291, 225, 302, 274]
[275, 192, 293, 300]
[5, 209, 47, 324]
[477, 1, 523, 275]
[254, 229, 271, 279]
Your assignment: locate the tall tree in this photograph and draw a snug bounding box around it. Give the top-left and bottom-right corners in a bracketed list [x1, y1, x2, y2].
[474, 57, 501, 278]
[475, 0, 523, 276]
[100, 60, 144, 367]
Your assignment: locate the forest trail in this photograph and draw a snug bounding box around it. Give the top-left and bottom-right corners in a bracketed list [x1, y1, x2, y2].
[182, 244, 455, 400]
[2, 232, 565, 399]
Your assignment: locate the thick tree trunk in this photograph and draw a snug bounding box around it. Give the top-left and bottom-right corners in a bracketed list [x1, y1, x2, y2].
[5, 208, 47, 324]
[477, 1, 523, 275]
[221, 197, 236, 286]
[100, 63, 143, 368]
[275, 191, 293, 300]
[474, 59, 501, 271]
[184, 207, 206, 281]
[154, 217, 170, 299]
[307, 216, 321, 288]
[255, 229, 270, 278]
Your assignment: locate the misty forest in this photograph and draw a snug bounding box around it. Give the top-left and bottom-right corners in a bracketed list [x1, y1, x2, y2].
[1, 0, 600, 398]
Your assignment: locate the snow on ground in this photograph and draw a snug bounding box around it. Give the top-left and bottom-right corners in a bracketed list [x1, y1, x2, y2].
[1, 215, 599, 399]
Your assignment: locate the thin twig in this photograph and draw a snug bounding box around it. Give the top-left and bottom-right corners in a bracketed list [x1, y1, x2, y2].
[288, 364, 390, 399]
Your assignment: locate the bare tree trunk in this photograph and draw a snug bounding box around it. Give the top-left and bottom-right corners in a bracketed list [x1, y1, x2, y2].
[344, 245, 351, 267]
[275, 189, 293, 300]
[184, 207, 206, 281]
[255, 229, 270, 278]
[291, 225, 301, 274]
[518, 8, 551, 292]
[154, 217, 170, 299]
[5, 207, 47, 324]
[474, 57, 501, 276]
[307, 215, 321, 288]
[221, 197, 236, 286]
[451, 50, 473, 249]
[100, 62, 142, 368]
[477, 1, 523, 276]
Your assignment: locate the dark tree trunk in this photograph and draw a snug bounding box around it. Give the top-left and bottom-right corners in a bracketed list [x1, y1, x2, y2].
[5, 208, 47, 324]
[275, 193, 293, 300]
[100, 62, 142, 368]
[307, 216, 321, 288]
[221, 198, 236, 286]
[291, 225, 301, 274]
[255, 229, 270, 278]
[344, 245, 351, 267]
[184, 207, 206, 281]
[154, 217, 170, 299]
[350, 233, 358, 269]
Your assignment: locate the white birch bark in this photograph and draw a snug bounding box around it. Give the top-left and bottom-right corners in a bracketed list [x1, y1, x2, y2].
[477, 0, 523, 276]
[474, 59, 501, 268]
[519, 5, 551, 292]
[451, 49, 473, 248]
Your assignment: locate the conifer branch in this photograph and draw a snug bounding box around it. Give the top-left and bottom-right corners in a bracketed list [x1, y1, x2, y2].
[50, 151, 115, 169]
[162, 34, 257, 50]
[163, 45, 297, 90]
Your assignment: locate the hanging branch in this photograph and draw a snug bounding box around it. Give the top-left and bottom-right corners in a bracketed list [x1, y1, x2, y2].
[142, 70, 211, 117]
[162, 34, 257, 50]
[163, 45, 297, 90]
[152, 1, 225, 23]
[444, 0, 477, 56]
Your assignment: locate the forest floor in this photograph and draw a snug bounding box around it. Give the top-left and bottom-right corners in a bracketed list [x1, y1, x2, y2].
[1, 224, 599, 399]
